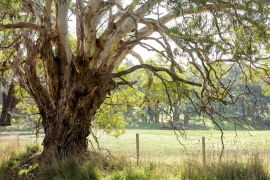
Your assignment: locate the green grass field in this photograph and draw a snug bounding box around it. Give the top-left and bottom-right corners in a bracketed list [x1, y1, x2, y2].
[1, 128, 270, 179]
[1, 128, 270, 162]
[90, 129, 270, 164]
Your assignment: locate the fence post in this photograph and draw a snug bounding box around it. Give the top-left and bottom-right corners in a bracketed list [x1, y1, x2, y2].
[202, 137, 206, 166]
[136, 133, 139, 166]
[17, 134, 20, 149]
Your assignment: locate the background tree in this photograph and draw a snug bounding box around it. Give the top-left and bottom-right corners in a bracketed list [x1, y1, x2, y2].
[0, 79, 20, 126]
[0, 0, 25, 126]
[1, 0, 270, 160]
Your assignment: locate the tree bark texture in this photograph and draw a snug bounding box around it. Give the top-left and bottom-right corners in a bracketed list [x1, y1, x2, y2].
[39, 72, 115, 158]
[0, 81, 20, 126]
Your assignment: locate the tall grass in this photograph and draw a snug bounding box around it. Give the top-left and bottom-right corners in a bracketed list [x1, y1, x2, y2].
[1, 129, 270, 179]
[0, 135, 25, 165]
[1, 150, 269, 179]
[0, 143, 41, 180]
[36, 153, 270, 179]
[181, 155, 269, 180]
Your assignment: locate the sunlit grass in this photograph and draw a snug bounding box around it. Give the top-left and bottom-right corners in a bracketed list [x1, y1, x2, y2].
[0, 135, 23, 163]
[1, 128, 270, 179]
[0, 128, 43, 164]
[90, 129, 270, 174]
[92, 129, 270, 155]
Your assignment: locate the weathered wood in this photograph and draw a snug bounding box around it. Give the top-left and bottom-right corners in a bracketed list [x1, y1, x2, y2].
[136, 133, 140, 166]
[202, 137, 206, 166]
[17, 134, 20, 149]
[40, 77, 115, 158]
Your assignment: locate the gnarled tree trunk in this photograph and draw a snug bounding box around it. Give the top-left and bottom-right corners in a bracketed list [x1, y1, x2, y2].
[38, 73, 115, 158]
[0, 81, 20, 126]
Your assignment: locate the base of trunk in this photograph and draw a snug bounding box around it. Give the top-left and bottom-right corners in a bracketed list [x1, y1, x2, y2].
[41, 127, 90, 159]
[40, 113, 92, 159]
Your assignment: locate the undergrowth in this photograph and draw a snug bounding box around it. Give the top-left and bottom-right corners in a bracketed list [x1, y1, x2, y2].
[37, 155, 269, 180]
[181, 156, 269, 180]
[0, 144, 41, 180]
[1, 146, 269, 180]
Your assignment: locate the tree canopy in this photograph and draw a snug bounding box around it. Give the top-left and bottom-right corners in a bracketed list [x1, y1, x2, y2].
[1, 0, 270, 159]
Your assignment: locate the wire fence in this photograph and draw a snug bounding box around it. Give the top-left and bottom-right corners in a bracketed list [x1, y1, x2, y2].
[1, 129, 270, 166]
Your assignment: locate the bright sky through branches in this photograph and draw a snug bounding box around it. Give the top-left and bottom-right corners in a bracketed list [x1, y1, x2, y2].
[68, 0, 169, 64]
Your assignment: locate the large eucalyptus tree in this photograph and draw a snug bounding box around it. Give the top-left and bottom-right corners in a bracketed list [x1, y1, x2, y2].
[0, 0, 270, 159]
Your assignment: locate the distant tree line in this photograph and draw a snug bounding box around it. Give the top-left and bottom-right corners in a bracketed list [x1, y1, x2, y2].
[117, 59, 270, 127]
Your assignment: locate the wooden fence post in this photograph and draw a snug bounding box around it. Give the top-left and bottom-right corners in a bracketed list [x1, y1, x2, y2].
[17, 134, 20, 149]
[202, 137, 206, 166]
[136, 133, 139, 166]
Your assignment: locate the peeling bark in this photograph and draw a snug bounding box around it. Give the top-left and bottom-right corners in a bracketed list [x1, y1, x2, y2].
[40, 73, 115, 158]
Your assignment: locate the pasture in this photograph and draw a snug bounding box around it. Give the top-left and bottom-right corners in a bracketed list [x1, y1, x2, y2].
[93, 129, 270, 163]
[1, 128, 270, 179]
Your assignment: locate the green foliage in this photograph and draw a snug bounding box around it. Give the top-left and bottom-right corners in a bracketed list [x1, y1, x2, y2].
[115, 56, 270, 127]
[18, 163, 38, 178]
[166, 0, 270, 114]
[0, 0, 23, 20]
[95, 103, 127, 138]
[69, 33, 77, 53]
[14, 86, 41, 127]
[141, 56, 191, 112]
[94, 62, 145, 137]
